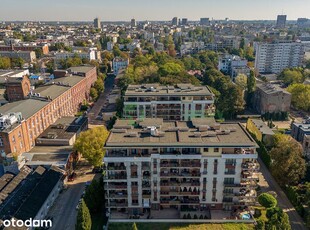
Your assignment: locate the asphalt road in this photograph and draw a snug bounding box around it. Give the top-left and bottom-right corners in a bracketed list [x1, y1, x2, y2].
[88, 74, 115, 126]
[47, 173, 95, 230]
[258, 158, 307, 230]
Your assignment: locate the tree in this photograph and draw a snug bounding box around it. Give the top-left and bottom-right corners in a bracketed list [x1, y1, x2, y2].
[132, 222, 138, 230]
[76, 199, 92, 230]
[74, 127, 109, 166]
[34, 48, 43, 59]
[258, 193, 277, 208]
[84, 178, 105, 213]
[11, 57, 25, 68]
[235, 74, 247, 89]
[89, 87, 98, 101]
[246, 70, 256, 106]
[94, 78, 104, 93]
[0, 57, 11, 69]
[270, 134, 306, 186]
[287, 84, 310, 112]
[278, 68, 305, 85]
[266, 207, 291, 230]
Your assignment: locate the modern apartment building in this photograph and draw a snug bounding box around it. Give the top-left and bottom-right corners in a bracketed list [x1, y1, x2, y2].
[94, 17, 101, 29]
[218, 54, 249, 80]
[254, 41, 304, 74]
[123, 84, 215, 121]
[104, 118, 259, 218]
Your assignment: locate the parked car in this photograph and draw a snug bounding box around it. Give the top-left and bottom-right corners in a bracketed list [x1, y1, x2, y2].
[68, 172, 77, 182]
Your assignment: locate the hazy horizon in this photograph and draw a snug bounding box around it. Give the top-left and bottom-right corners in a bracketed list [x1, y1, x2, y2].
[0, 0, 309, 21]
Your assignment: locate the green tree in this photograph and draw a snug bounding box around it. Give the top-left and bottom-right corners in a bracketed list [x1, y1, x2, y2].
[278, 68, 305, 85]
[287, 84, 310, 112]
[235, 74, 248, 89]
[270, 134, 306, 186]
[0, 57, 11, 69]
[76, 199, 92, 230]
[132, 222, 138, 230]
[94, 78, 104, 93]
[258, 193, 277, 208]
[246, 70, 256, 106]
[266, 207, 291, 230]
[74, 127, 109, 166]
[11, 57, 25, 68]
[89, 87, 98, 101]
[84, 178, 105, 213]
[34, 48, 43, 59]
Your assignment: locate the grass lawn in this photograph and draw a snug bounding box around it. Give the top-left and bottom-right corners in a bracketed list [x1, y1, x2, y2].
[108, 223, 254, 230]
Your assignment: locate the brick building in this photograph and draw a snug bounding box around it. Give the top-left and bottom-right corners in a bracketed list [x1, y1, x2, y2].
[0, 66, 97, 157]
[5, 76, 31, 102]
[0, 44, 49, 55]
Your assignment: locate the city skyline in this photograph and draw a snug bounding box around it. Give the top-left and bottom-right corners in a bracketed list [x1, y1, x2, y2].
[0, 0, 310, 21]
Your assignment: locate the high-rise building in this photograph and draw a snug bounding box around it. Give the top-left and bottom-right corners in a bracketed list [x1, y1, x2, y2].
[276, 15, 287, 28]
[131, 18, 136, 28]
[172, 17, 178, 26]
[104, 117, 259, 217]
[123, 84, 215, 121]
[254, 41, 304, 74]
[297, 18, 310, 28]
[94, 17, 101, 29]
[181, 18, 188, 25]
[200, 18, 210, 25]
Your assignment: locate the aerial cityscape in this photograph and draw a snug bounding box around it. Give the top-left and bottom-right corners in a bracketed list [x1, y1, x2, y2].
[0, 1, 310, 230]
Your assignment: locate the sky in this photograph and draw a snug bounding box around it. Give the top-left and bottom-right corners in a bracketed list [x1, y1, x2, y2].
[0, 0, 309, 21]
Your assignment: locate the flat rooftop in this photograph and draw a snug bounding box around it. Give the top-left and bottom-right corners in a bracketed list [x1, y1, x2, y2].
[256, 83, 291, 95]
[106, 118, 257, 148]
[250, 119, 274, 135]
[125, 84, 214, 97]
[0, 99, 49, 120]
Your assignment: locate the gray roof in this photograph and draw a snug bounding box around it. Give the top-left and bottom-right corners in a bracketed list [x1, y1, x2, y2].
[256, 83, 291, 95]
[125, 84, 214, 97]
[106, 118, 257, 148]
[0, 99, 49, 120]
[68, 66, 95, 73]
[250, 119, 274, 135]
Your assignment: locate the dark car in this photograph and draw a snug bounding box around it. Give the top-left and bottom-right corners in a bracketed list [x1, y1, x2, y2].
[68, 172, 77, 182]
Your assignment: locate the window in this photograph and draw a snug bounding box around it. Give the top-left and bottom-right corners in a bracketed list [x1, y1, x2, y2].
[0, 137, 3, 146]
[12, 136, 15, 143]
[18, 131, 21, 138]
[214, 148, 219, 152]
[203, 148, 209, 152]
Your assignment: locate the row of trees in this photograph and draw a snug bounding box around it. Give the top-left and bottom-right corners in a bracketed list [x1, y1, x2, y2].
[287, 84, 310, 112]
[76, 178, 105, 230]
[0, 57, 25, 69]
[277, 67, 308, 86]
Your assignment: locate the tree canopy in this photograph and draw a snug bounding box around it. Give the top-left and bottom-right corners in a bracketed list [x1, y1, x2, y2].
[76, 199, 92, 230]
[258, 193, 277, 208]
[74, 127, 109, 166]
[277, 68, 305, 85]
[287, 84, 310, 112]
[270, 134, 306, 186]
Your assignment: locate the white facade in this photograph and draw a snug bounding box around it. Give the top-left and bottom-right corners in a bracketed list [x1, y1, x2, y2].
[113, 58, 129, 75]
[254, 41, 304, 74]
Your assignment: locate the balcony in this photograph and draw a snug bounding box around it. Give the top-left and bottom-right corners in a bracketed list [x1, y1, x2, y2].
[105, 183, 127, 189]
[105, 173, 127, 180]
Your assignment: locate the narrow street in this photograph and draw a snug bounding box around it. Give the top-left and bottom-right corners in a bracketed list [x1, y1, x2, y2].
[88, 74, 115, 126]
[258, 158, 307, 230]
[47, 167, 96, 230]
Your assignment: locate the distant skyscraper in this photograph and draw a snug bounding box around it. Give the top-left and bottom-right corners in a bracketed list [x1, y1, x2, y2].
[276, 15, 287, 28]
[94, 17, 101, 29]
[172, 17, 178, 26]
[131, 18, 136, 28]
[200, 18, 210, 25]
[181, 18, 188, 25]
[297, 18, 310, 28]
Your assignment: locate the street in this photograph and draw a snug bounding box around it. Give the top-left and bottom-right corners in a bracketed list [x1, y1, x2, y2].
[88, 74, 115, 126]
[47, 172, 96, 230]
[258, 158, 307, 230]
